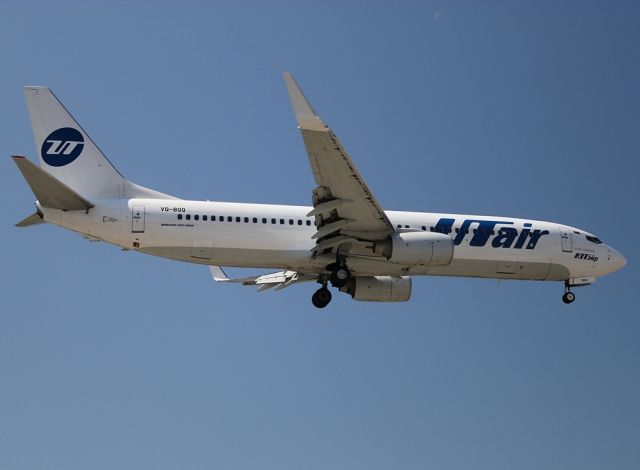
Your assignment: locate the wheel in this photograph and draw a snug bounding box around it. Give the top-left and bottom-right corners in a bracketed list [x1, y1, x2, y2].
[311, 287, 332, 308]
[330, 266, 351, 288]
[562, 292, 576, 304]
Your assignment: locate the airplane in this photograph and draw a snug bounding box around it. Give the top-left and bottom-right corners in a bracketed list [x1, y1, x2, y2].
[13, 73, 626, 308]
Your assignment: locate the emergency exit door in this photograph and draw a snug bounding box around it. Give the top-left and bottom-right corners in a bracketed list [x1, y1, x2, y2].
[132, 205, 145, 233]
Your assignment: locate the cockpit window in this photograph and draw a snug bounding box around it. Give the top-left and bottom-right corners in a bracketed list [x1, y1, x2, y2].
[586, 235, 602, 244]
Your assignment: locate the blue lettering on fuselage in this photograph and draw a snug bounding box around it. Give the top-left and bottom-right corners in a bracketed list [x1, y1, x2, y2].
[435, 218, 549, 250]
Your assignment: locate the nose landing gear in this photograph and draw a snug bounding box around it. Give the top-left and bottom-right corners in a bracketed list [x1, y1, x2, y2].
[562, 283, 576, 304]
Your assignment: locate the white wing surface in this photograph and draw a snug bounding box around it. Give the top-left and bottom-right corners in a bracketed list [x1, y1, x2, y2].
[283, 73, 395, 257]
[209, 266, 317, 291]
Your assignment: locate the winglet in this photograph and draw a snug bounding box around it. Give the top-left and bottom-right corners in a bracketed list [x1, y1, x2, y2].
[283, 72, 327, 131]
[209, 265, 230, 282]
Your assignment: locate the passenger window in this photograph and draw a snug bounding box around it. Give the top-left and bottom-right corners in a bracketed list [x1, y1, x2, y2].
[203, 215, 207, 221]
[271, 218, 276, 224]
[262, 218, 267, 224]
[244, 217, 249, 223]
[421, 226, 426, 231]
[194, 215, 199, 221]
[236, 217, 241, 222]
[253, 217, 258, 223]
[177, 214, 182, 220]
[227, 216, 232, 222]
[186, 214, 191, 220]
[298, 220, 302, 225]
[306, 220, 311, 226]
[211, 215, 216, 221]
[219, 216, 224, 222]
[280, 219, 285, 225]
[289, 219, 294, 225]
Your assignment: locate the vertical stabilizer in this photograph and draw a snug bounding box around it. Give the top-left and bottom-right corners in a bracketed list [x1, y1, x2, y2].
[24, 86, 126, 198]
[24, 87, 176, 200]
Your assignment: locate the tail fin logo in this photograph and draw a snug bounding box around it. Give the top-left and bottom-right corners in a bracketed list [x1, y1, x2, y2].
[41, 127, 84, 167]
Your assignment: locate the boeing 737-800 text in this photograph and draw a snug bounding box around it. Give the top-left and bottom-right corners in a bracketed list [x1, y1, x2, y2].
[13, 73, 626, 308]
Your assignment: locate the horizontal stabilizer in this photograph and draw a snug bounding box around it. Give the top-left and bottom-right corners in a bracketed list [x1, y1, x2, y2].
[12, 156, 93, 210]
[15, 211, 44, 227]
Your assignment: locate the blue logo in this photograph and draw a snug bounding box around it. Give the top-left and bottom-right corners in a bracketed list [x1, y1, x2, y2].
[41, 127, 84, 167]
[434, 217, 550, 250]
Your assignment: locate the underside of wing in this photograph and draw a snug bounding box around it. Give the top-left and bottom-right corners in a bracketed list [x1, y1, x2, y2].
[283, 73, 396, 258]
[209, 266, 317, 291]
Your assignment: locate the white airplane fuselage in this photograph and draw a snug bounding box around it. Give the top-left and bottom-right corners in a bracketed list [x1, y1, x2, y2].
[40, 197, 625, 282]
[15, 78, 626, 307]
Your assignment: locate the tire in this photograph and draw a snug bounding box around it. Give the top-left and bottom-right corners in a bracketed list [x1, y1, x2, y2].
[311, 292, 324, 308]
[562, 292, 576, 304]
[330, 267, 351, 288]
[312, 288, 332, 308]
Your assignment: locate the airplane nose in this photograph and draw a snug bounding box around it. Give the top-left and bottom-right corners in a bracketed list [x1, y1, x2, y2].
[608, 248, 627, 272]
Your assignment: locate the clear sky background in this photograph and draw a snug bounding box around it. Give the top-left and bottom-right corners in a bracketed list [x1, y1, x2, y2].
[1, 1, 638, 469]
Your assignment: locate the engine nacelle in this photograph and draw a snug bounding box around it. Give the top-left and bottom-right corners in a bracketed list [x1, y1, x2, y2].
[374, 231, 454, 266]
[341, 276, 412, 302]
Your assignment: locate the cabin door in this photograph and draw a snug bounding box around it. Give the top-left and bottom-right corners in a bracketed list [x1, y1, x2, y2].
[560, 226, 573, 252]
[132, 205, 145, 233]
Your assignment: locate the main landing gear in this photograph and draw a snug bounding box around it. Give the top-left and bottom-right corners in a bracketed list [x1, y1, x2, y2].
[329, 265, 351, 288]
[312, 285, 332, 308]
[562, 283, 576, 304]
[311, 256, 353, 308]
[326, 254, 352, 289]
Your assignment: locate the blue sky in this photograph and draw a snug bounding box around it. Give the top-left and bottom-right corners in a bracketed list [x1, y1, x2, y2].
[1, 1, 638, 469]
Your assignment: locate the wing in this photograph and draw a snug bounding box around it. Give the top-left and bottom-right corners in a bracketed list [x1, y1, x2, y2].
[209, 266, 317, 292]
[283, 73, 395, 257]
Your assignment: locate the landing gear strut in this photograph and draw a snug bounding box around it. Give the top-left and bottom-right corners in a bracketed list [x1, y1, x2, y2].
[562, 283, 576, 304]
[312, 286, 332, 308]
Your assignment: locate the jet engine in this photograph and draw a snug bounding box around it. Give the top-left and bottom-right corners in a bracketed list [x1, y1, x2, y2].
[341, 276, 412, 302]
[374, 231, 454, 266]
